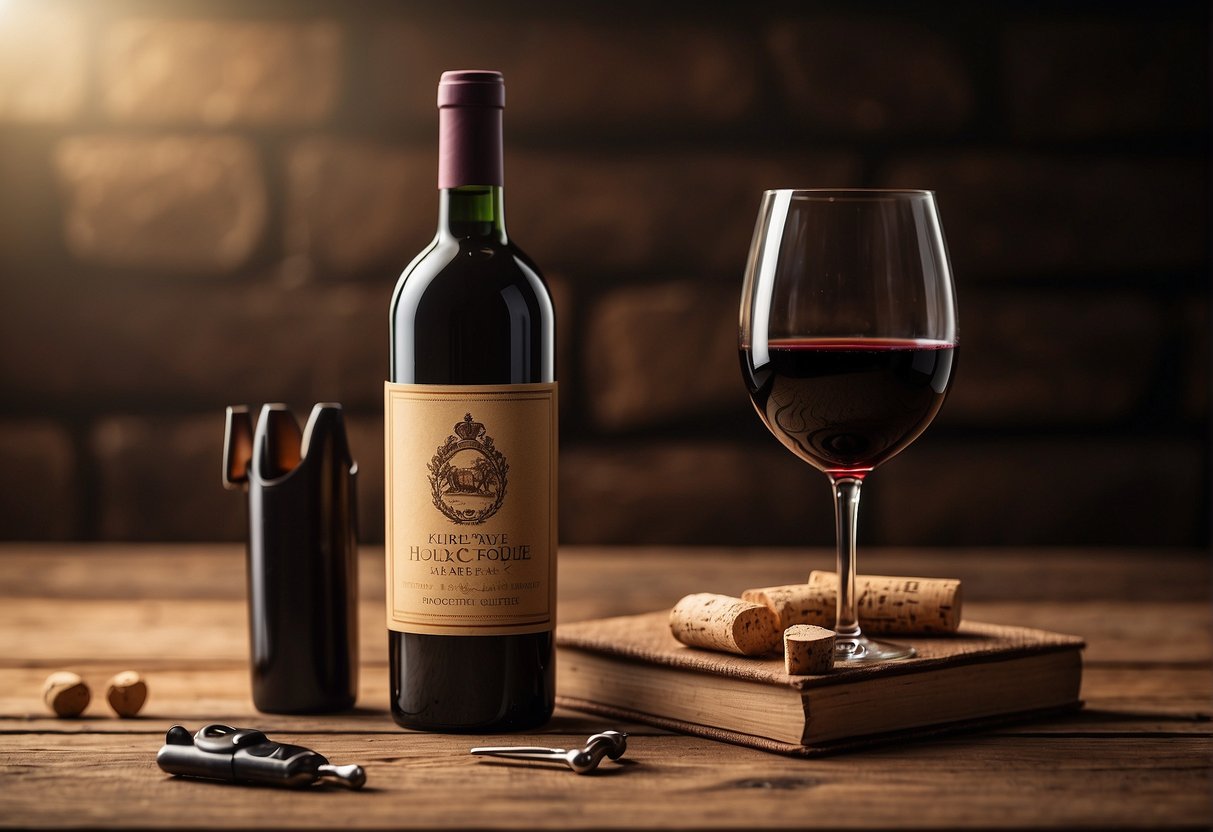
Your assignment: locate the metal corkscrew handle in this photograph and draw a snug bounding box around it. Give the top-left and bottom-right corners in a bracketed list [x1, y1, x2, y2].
[470, 730, 628, 774]
[316, 764, 366, 789]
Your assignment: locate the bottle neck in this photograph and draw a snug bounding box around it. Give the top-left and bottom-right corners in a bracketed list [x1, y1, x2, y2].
[440, 186, 506, 242]
[438, 101, 505, 241]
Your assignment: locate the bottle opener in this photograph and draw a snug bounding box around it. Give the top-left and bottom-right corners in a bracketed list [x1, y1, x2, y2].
[156, 724, 366, 789]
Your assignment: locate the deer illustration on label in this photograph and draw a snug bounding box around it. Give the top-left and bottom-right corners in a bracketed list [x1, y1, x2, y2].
[428, 413, 509, 524]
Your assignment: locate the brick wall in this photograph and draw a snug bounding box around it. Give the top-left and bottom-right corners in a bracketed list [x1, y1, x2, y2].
[0, 0, 1208, 546]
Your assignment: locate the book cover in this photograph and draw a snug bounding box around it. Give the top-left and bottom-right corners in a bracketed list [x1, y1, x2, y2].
[555, 612, 1084, 756]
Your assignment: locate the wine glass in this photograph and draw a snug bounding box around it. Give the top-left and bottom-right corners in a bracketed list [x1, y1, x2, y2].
[739, 189, 958, 663]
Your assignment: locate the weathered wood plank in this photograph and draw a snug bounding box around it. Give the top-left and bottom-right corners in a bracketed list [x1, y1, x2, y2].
[1, 665, 1207, 737]
[1, 733, 1209, 830]
[0, 545, 1209, 830]
[0, 545, 1207, 603]
[1, 597, 1206, 665]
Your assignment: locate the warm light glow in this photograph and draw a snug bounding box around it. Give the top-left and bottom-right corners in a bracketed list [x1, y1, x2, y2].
[0, 3, 86, 121]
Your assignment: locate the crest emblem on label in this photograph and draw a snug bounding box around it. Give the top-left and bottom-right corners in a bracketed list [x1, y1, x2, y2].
[427, 413, 509, 524]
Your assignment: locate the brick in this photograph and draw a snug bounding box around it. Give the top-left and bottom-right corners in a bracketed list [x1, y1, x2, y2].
[367, 21, 758, 129]
[767, 17, 974, 134]
[0, 421, 77, 539]
[285, 139, 434, 277]
[0, 279, 388, 410]
[943, 291, 1165, 425]
[0, 7, 86, 122]
[0, 268, 571, 418]
[92, 414, 245, 541]
[1004, 19, 1208, 138]
[1180, 297, 1209, 423]
[508, 151, 860, 273]
[584, 281, 744, 431]
[0, 135, 63, 262]
[871, 437, 1207, 546]
[54, 135, 266, 271]
[584, 283, 1171, 434]
[561, 441, 835, 546]
[286, 144, 859, 277]
[882, 153, 1208, 277]
[100, 19, 341, 126]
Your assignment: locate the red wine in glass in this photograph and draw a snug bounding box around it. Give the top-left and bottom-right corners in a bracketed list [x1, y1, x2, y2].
[741, 338, 957, 478]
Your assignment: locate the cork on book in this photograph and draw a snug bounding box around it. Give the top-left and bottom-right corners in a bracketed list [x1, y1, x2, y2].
[669, 593, 781, 656]
[743, 572, 962, 634]
[783, 624, 836, 675]
[809, 571, 962, 634]
[741, 583, 834, 630]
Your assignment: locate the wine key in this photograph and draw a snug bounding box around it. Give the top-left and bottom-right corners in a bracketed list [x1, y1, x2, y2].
[470, 730, 628, 774]
[157, 724, 366, 790]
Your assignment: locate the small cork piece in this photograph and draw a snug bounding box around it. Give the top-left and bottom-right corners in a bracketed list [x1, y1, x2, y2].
[105, 671, 148, 717]
[742, 583, 834, 630]
[808, 571, 963, 634]
[42, 671, 90, 717]
[783, 625, 836, 675]
[669, 593, 781, 656]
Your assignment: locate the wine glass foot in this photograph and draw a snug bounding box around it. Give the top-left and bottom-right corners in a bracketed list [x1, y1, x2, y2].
[834, 635, 916, 664]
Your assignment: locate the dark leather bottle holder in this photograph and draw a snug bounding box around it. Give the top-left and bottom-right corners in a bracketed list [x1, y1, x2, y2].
[224, 403, 358, 714]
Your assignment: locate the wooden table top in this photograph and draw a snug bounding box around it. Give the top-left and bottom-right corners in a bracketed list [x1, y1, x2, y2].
[0, 544, 1209, 830]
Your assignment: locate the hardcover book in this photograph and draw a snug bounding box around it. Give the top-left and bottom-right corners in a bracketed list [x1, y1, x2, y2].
[555, 612, 1084, 756]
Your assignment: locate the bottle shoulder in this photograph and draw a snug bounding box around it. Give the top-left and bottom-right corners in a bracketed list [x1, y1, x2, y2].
[390, 237, 552, 321]
[388, 234, 555, 385]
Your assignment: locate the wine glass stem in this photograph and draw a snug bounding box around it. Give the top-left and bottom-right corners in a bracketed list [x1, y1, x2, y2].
[830, 476, 863, 639]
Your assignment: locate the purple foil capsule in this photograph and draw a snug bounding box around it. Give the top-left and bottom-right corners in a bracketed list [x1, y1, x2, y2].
[438, 69, 505, 190]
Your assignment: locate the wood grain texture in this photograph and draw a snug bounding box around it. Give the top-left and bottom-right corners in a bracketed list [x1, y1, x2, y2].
[0, 545, 1206, 602]
[2, 665, 1207, 736]
[0, 544, 1209, 830]
[1, 596, 1204, 666]
[1, 733, 1209, 830]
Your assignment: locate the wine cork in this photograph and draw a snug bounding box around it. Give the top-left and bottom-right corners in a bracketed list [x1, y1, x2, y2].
[783, 624, 836, 675]
[808, 571, 962, 634]
[105, 671, 148, 717]
[744, 573, 963, 635]
[42, 671, 90, 717]
[741, 583, 835, 630]
[669, 593, 781, 656]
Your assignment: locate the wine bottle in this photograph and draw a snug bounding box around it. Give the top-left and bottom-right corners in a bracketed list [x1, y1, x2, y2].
[385, 70, 556, 731]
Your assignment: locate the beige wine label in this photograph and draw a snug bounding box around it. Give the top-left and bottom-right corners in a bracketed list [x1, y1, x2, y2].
[384, 381, 557, 636]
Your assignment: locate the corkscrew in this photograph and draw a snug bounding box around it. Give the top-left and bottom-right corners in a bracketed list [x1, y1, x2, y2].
[156, 724, 366, 789]
[469, 730, 628, 774]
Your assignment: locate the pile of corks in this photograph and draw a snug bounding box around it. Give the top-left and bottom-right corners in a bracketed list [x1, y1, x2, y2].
[42, 671, 148, 718]
[669, 572, 963, 674]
